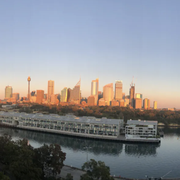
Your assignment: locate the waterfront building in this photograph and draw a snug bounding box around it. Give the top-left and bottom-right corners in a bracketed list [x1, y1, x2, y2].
[143, 98, 150, 109]
[87, 95, 95, 106]
[36, 90, 44, 104]
[103, 83, 113, 106]
[91, 78, 99, 105]
[61, 87, 68, 102]
[98, 98, 105, 106]
[153, 101, 157, 109]
[47, 80, 54, 102]
[0, 111, 124, 137]
[69, 79, 81, 104]
[111, 99, 119, 106]
[5, 86, 13, 99]
[115, 80, 123, 100]
[125, 120, 158, 140]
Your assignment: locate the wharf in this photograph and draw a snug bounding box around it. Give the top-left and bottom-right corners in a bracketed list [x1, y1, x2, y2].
[0, 123, 161, 144]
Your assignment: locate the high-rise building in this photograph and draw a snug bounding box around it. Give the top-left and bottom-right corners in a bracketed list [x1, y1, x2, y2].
[51, 94, 59, 104]
[48, 80, 54, 102]
[129, 85, 135, 108]
[5, 86, 13, 99]
[103, 83, 113, 106]
[98, 98, 105, 106]
[143, 98, 150, 109]
[69, 79, 81, 104]
[111, 99, 119, 106]
[87, 95, 95, 106]
[61, 87, 68, 102]
[12, 93, 19, 101]
[27, 76, 31, 101]
[135, 93, 142, 109]
[91, 78, 99, 105]
[36, 90, 44, 104]
[115, 80, 123, 100]
[153, 101, 157, 109]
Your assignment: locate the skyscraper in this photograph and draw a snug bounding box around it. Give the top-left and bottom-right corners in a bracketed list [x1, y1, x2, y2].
[27, 76, 31, 101]
[153, 101, 157, 109]
[91, 78, 99, 105]
[69, 79, 81, 104]
[5, 86, 13, 99]
[115, 80, 123, 100]
[36, 90, 44, 104]
[48, 80, 54, 102]
[129, 85, 135, 108]
[143, 98, 150, 109]
[135, 93, 142, 109]
[103, 83, 113, 106]
[61, 87, 68, 102]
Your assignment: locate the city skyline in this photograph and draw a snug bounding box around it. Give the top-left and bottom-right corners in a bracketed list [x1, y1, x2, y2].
[0, 0, 180, 108]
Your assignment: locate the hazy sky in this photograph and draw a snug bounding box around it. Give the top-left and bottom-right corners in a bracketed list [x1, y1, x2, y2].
[0, 0, 180, 108]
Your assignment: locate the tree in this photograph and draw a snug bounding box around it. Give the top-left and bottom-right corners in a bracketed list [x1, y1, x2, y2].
[35, 144, 66, 178]
[0, 172, 10, 180]
[81, 159, 114, 180]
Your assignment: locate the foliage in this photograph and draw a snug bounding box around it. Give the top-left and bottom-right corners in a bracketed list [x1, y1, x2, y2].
[81, 159, 114, 180]
[25, 104, 180, 126]
[0, 135, 66, 180]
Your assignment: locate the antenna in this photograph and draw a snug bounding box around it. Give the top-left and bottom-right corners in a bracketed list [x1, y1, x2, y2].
[130, 76, 134, 87]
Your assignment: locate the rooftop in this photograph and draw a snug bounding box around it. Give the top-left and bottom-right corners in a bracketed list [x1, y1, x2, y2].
[127, 119, 157, 125]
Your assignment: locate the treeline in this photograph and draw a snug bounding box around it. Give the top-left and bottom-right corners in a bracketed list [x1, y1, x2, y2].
[17, 104, 180, 126]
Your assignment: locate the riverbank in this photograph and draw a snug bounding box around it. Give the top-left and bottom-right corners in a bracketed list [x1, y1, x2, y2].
[60, 165, 180, 180]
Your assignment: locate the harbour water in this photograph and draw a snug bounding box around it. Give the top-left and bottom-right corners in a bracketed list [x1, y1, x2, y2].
[0, 127, 180, 179]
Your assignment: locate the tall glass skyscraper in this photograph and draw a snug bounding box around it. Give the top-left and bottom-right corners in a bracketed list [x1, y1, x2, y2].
[61, 87, 68, 102]
[91, 78, 99, 105]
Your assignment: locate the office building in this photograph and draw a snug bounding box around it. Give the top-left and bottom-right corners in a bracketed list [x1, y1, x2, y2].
[91, 78, 99, 105]
[61, 87, 68, 102]
[115, 80, 123, 100]
[103, 83, 113, 106]
[98, 98, 105, 106]
[129, 85, 135, 108]
[135, 93, 142, 109]
[111, 99, 119, 106]
[87, 95, 95, 106]
[69, 79, 81, 104]
[51, 94, 59, 104]
[36, 90, 44, 104]
[143, 98, 150, 109]
[12, 93, 19, 101]
[153, 101, 157, 110]
[124, 98, 130, 107]
[119, 100, 124, 107]
[47, 80, 54, 102]
[5, 86, 13, 99]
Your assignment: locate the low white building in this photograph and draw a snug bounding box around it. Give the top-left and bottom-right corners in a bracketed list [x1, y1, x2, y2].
[125, 120, 158, 140]
[0, 111, 124, 137]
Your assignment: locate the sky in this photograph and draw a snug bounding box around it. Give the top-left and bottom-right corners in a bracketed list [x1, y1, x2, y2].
[0, 0, 180, 108]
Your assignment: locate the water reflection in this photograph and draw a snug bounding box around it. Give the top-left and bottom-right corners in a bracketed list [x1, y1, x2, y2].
[125, 143, 160, 156]
[0, 127, 123, 155]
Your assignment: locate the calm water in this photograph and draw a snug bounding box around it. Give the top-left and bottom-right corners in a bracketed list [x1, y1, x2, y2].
[0, 127, 180, 179]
